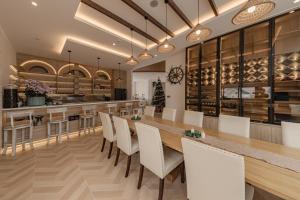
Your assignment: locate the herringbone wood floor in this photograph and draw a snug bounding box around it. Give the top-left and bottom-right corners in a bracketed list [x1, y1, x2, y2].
[0, 129, 281, 200]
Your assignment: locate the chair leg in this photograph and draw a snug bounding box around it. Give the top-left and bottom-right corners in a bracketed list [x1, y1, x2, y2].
[108, 142, 113, 159]
[114, 148, 120, 166]
[101, 138, 106, 152]
[29, 126, 34, 149]
[47, 123, 51, 144]
[125, 155, 132, 177]
[137, 164, 144, 189]
[12, 129, 17, 157]
[158, 178, 165, 200]
[93, 117, 96, 134]
[79, 118, 81, 136]
[83, 118, 87, 135]
[58, 122, 62, 143]
[181, 162, 185, 183]
[21, 128, 25, 151]
[66, 121, 70, 140]
[3, 130, 8, 155]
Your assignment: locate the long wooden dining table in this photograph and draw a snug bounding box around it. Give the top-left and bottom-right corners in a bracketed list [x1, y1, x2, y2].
[123, 115, 300, 200]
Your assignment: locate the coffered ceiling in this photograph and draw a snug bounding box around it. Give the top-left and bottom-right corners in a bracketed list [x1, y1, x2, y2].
[0, 0, 299, 70]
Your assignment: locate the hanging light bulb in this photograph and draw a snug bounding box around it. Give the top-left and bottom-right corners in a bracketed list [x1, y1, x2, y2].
[232, 0, 275, 25]
[157, 2, 175, 53]
[126, 28, 139, 65]
[138, 17, 153, 60]
[116, 62, 122, 82]
[67, 50, 73, 77]
[186, 0, 212, 42]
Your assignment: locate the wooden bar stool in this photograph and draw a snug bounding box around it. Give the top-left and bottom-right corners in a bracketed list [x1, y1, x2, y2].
[3, 110, 34, 157]
[47, 107, 69, 144]
[79, 105, 97, 135]
[120, 103, 133, 116]
[106, 103, 117, 115]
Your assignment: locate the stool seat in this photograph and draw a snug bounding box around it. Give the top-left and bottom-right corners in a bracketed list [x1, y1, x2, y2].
[49, 119, 68, 124]
[4, 124, 31, 130]
[80, 114, 95, 119]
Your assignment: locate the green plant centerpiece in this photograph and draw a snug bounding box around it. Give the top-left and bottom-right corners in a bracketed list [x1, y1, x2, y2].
[185, 128, 204, 139]
[25, 79, 52, 106]
[131, 114, 141, 121]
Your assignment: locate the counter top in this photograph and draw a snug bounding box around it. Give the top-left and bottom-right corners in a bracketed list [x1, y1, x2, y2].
[1, 100, 140, 111]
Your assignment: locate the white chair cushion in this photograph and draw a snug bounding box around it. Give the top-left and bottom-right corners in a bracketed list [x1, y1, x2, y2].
[183, 110, 204, 127]
[218, 114, 250, 138]
[163, 147, 184, 176]
[162, 108, 177, 122]
[131, 138, 139, 155]
[282, 121, 300, 149]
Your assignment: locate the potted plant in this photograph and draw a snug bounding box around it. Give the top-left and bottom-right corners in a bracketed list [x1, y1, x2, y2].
[25, 79, 52, 106]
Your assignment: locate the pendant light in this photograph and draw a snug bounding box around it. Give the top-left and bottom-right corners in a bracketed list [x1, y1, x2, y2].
[116, 62, 122, 82]
[138, 17, 153, 60]
[95, 57, 100, 78]
[126, 28, 139, 65]
[157, 2, 175, 53]
[67, 50, 73, 77]
[186, 0, 212, 42]
[232, 0, 275, 25]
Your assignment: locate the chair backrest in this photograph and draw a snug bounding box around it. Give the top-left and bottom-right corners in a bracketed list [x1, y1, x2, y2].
[144, 106, 155, 117]
[282, 121, 300, 149]
[99, 112, 115, 142]
[113, 116, 133, 155]
[82, 105, 97, 116]
[183, 110, 204, 127]
[218, 114, 250, 138]
[47, 107, 67, 121]
[106, 103, 117, 114]
[181, 138, 245, 200]
[162, 107, 177, 122]
[135, 122, 165, 179]
[7, 110, 33, 127]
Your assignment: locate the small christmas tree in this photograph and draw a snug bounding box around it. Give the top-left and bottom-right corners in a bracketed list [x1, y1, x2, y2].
[152, 78, 165, 113]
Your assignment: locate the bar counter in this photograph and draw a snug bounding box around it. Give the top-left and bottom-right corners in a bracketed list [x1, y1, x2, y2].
[1, 100, 139, 143]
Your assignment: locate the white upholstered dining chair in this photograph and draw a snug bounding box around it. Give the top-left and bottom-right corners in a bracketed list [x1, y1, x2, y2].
[135, 122, 184, 200]
[282, 121, 300, 149]
[112, 116, 139, 177]
[144, 106, 155, 117]
[218, 114, 250, 138]
[162, 107, 176, 122]
[99, 112, 116, 159]
[183, 110, 204, 127]
[181, 137, 254, 200]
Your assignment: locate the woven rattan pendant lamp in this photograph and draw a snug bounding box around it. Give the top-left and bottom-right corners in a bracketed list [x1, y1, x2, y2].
[126, 28, 139, 65]
[232, 0, 275, 25]
[186, 0, 212, 42]
[157, 2, 175, 53]
[138, 17, 153, 60]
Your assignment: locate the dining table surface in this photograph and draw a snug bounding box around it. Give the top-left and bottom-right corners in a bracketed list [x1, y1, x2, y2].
[122, 115, 300, 200]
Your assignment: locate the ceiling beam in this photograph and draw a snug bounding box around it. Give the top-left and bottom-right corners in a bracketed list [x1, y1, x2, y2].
[121, 0, 175, 37]
[167, 0, 193, 28]
[81, 0, 160, 44]
[208, 0, 218, 16]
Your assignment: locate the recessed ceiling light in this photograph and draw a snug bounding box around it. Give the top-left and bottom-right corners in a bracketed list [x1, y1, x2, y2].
[293, 0, 300, 3]
[112, 42, 116, 46]
[31, 1, 38, 7]
[154, 54, 158, 57]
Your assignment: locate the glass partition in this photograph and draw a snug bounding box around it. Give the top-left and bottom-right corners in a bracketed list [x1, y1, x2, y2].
[243, 22, 270, 122]
[274, 11, 300, 123]
[220, 32, 240, 116]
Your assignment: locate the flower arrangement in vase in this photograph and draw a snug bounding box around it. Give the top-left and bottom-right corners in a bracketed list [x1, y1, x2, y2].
[25, 79, 52, 106]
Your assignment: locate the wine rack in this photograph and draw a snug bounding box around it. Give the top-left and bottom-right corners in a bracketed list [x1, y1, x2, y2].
[185, 9, 300, 124]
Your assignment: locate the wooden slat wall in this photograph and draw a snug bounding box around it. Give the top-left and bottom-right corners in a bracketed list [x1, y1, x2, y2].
[203, 116, 283, 144]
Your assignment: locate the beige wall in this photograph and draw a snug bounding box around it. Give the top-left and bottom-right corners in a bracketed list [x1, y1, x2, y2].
[0, 25, 16, 149]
